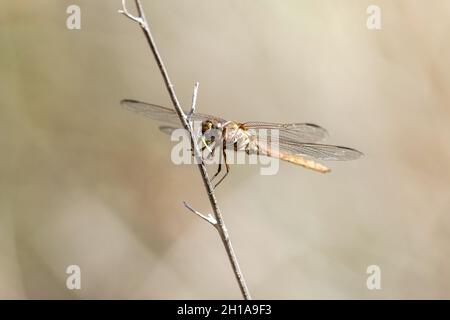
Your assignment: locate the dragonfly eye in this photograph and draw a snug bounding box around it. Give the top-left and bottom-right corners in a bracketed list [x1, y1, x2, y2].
[201, 121, 213, 133]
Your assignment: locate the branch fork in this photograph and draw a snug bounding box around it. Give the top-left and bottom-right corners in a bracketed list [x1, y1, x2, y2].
[183, 201, 218, 227]
[118, 0, 145, 26]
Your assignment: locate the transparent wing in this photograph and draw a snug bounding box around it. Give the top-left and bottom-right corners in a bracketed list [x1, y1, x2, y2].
[261, 139, 363, 161]
[121, 99, 226, 126]
[242, 121, 328, 143]
[158, 125, 179, 135]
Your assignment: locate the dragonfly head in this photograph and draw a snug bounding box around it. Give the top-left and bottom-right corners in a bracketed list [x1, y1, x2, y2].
[201, 120, 222, 148]
[201, 120, 213, 134]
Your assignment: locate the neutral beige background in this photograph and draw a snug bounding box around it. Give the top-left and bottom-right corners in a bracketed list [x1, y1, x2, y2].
[1, 0, 449, 299]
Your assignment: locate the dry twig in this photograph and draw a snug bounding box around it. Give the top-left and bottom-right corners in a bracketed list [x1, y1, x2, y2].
[119, 0, 251, 299]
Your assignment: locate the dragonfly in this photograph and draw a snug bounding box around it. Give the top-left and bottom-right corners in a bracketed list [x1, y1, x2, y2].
[121, 99, 363, 187]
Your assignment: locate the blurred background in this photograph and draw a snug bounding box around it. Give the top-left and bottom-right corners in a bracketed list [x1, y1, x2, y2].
[1, 0, 450, 299]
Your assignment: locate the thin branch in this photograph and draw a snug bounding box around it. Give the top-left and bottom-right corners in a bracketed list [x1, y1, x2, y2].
[118, 0, 143, 24]
[187, 82, 200, 121]
[119, 0, 251, 300]
[183, 201, 217, 226]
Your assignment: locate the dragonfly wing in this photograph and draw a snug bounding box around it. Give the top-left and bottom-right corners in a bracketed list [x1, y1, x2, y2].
[158, 125, 180, 135]
[242, 122, 328, 143]
[255, 139, 362, 172]
[276, 142, 363, 161]
[121, 99, 181, 125]
[121, 99, 226, 126]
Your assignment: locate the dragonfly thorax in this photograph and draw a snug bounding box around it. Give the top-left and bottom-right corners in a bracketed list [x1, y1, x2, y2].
[222, 122, 257, 152]
[200, 120, 254, 152]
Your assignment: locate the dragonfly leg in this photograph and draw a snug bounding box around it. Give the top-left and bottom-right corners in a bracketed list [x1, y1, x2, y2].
[210, 142, 222, 182]
[206, 144, 216, 161]
[190, 145, 206, 165]
[189, 144, 206, 156]
[213, 142, 229, 189]
[211, 154, 222, 182]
